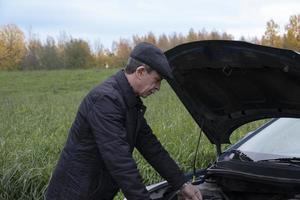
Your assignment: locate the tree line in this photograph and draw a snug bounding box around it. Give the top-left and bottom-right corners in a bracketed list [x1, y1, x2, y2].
[0, 14, 299, 71]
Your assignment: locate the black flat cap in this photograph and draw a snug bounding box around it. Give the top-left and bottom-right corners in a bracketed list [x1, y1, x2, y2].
[130, 42, 173, 79]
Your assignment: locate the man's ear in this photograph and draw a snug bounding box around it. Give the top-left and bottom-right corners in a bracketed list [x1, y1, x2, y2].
[135, 66, 146, 80]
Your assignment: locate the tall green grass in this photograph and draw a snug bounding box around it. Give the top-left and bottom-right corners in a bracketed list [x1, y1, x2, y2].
[0, 69, 265, 200]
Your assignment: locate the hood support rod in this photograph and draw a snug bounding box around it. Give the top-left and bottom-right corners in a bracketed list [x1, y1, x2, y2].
[216, 143, 222, 156]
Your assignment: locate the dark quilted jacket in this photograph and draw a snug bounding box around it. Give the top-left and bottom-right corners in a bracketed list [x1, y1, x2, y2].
[45, 70, 186, 200]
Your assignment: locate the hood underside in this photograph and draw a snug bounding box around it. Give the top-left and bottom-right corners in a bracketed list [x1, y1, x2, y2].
[165, 40, 300, 145]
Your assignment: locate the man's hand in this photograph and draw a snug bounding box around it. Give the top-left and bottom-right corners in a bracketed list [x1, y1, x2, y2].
[179, 182, 202, 200]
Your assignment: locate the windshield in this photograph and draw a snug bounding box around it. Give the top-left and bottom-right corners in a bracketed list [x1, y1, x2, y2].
[237, 118, 300, 161]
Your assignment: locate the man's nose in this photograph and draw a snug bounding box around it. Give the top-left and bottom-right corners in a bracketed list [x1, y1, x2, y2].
[155, 82, 161, 91]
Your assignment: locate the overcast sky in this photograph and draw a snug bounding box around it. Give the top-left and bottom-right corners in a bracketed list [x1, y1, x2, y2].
[1, 0, 299, 49]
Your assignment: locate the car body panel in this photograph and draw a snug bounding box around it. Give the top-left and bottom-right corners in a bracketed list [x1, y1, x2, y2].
[165, 40, 300, 145]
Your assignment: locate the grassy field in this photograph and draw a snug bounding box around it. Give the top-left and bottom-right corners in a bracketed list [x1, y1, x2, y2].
[0, 69, 266, 200]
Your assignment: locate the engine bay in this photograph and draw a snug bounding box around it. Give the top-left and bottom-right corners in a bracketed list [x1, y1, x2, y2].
[149, 175, 300, 200]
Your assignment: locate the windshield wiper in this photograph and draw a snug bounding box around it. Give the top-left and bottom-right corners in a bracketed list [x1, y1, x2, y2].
[258, 157, 300, 166]
[227, 149, 253, 162]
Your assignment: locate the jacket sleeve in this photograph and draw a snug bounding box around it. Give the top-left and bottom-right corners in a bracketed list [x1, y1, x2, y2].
[87, 94, 151, 200]
[135, 117, 187, 191]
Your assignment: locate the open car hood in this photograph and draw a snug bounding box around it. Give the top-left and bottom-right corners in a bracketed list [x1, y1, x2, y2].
[165, 40, 300, 145]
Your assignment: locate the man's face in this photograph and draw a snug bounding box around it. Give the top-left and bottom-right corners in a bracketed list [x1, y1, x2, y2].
[138, 68, 162, 98]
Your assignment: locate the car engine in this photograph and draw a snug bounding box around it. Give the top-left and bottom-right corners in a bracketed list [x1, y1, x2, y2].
[149, 178, 300, 200]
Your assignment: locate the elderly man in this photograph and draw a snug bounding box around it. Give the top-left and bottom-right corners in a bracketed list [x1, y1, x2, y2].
[46, 42, 202, 200]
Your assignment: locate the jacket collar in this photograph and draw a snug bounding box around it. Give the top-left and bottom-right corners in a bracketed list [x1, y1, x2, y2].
[115, 70, 144, 109]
